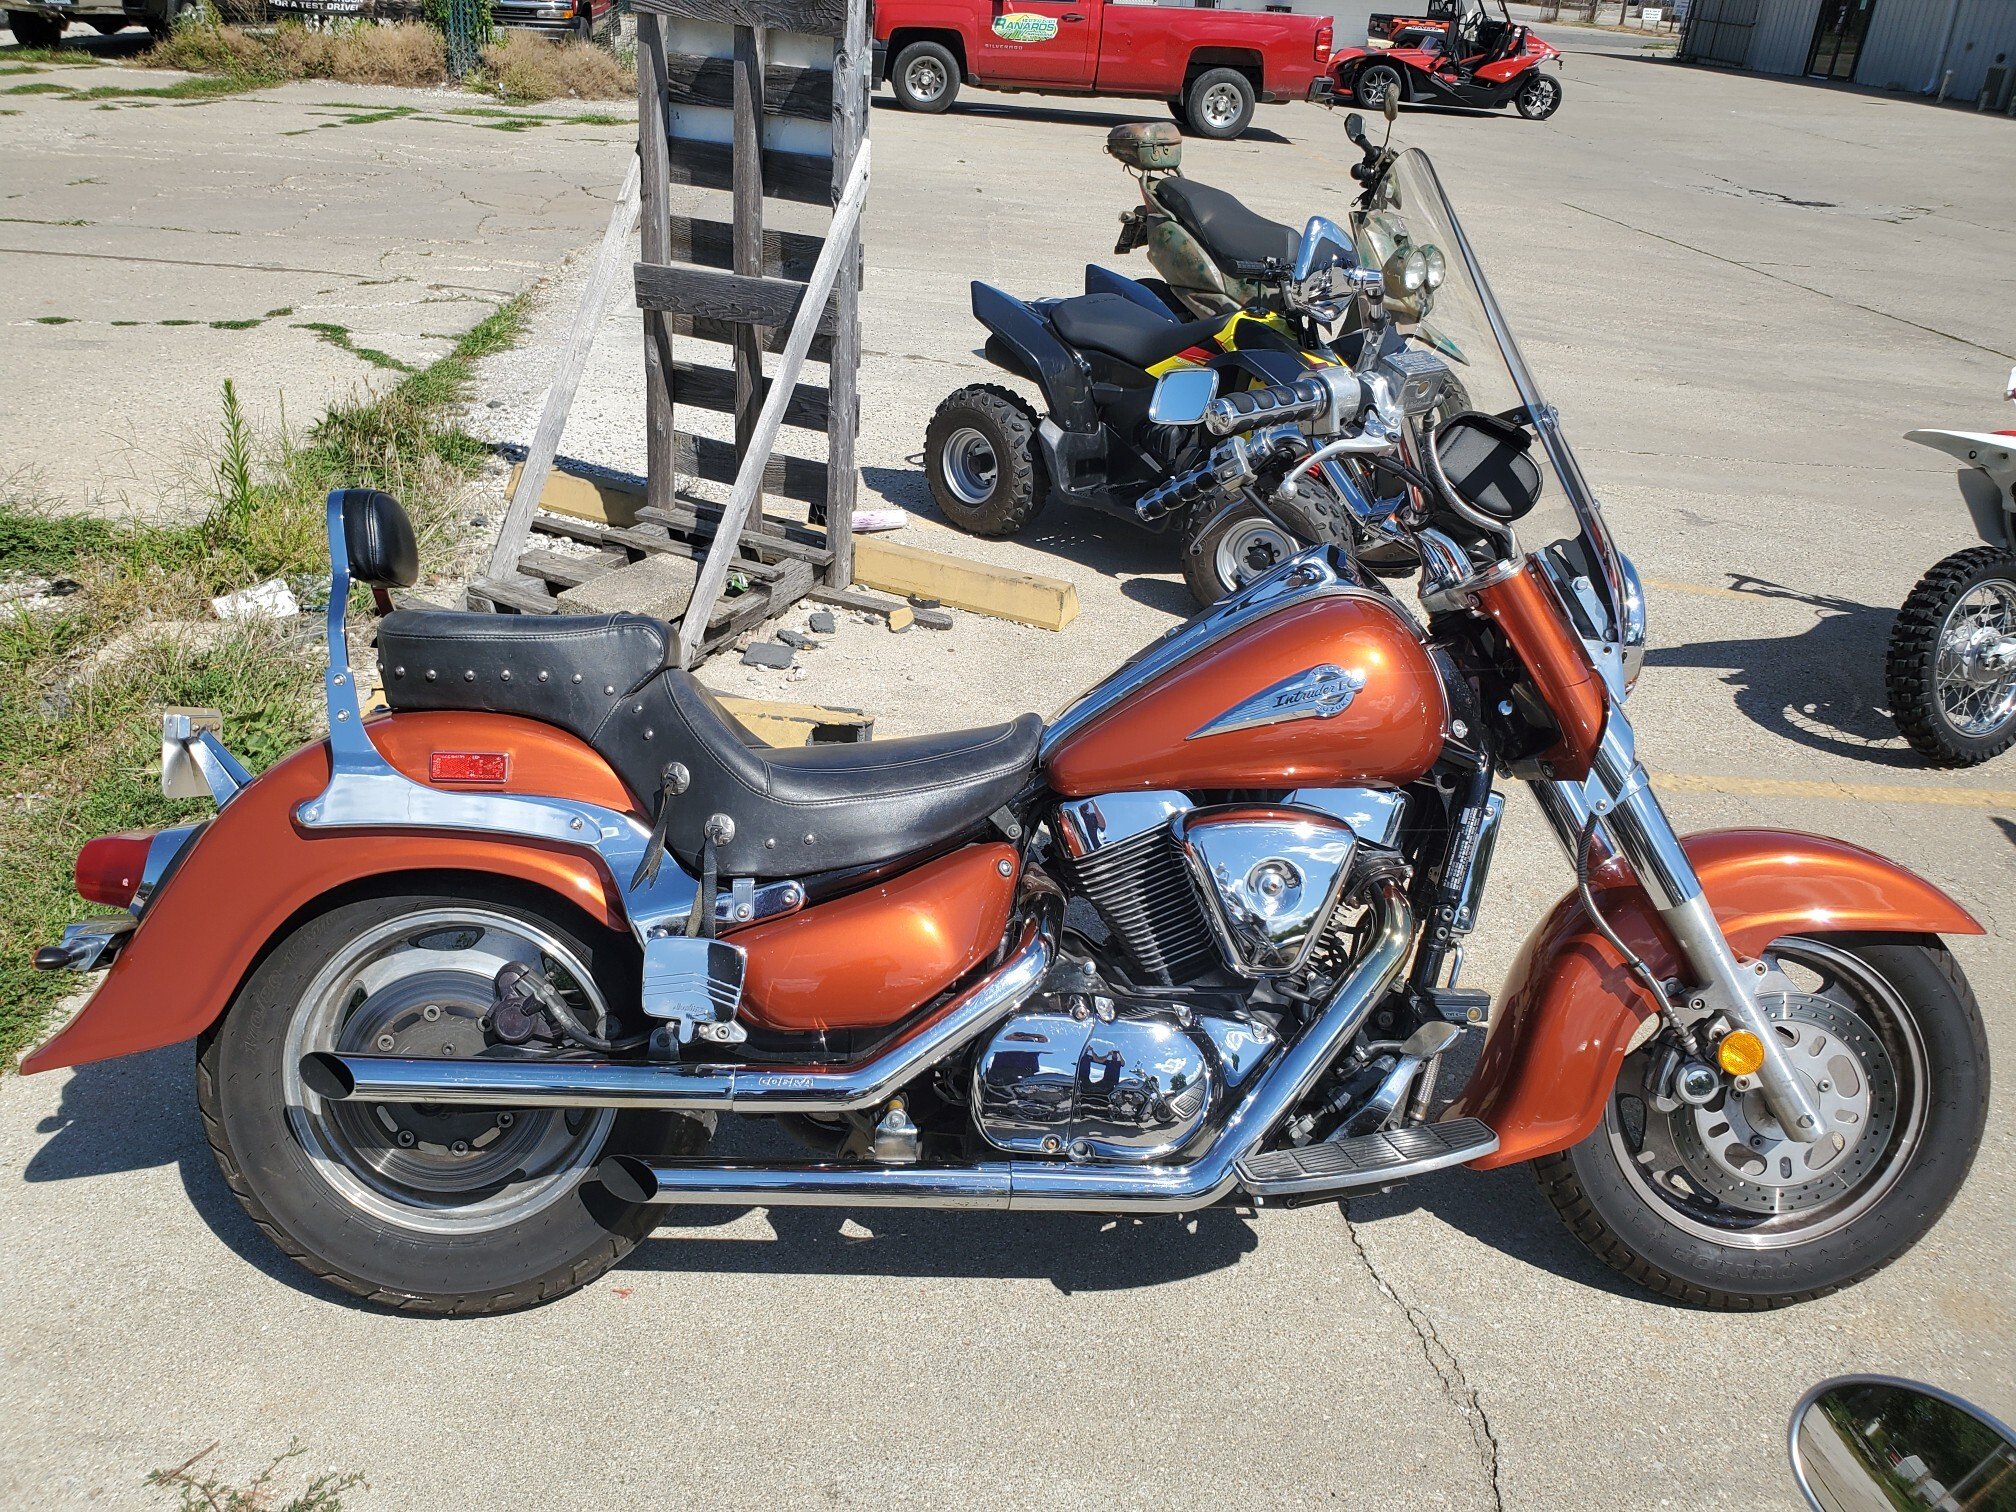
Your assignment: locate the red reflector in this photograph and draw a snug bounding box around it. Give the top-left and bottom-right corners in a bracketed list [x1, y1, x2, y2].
[429, 751, 510, 783]
[76, 832, 153, 910]
[1317, 20, 1332, 58]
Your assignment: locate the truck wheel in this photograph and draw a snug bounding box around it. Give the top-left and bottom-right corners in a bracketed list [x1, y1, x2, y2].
[1184, 67, 1255, 139]
[891, 40, 959, 113]
[1515, 72, 1563, 119]
[924, 383, 1046, 538]
[6, 9, 64, 47]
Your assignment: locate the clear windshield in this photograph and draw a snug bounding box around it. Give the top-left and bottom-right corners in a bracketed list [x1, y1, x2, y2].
[1352, 148, 1630, 648]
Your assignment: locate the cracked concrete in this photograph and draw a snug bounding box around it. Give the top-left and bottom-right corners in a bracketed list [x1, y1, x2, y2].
[0, 58, 633, 516]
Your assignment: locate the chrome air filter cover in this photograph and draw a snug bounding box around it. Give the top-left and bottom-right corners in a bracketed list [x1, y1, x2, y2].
[1173, 805, 1358, 977]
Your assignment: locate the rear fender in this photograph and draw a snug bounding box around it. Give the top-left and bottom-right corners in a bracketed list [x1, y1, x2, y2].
[19, 712, 641, 1075]
[1450, 829, 1982, 1169]
[970, 281, 1099, 433]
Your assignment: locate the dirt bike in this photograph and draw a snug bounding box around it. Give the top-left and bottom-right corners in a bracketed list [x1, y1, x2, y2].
[1883, 372, 2016, 765]
[25, 142, 1989, 1318]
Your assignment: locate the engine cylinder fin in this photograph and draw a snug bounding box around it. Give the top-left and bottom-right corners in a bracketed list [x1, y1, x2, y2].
[1060, 823, 1216, 984]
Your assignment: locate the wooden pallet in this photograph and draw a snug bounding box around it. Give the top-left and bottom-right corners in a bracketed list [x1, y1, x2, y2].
[475, 0, 869, 668]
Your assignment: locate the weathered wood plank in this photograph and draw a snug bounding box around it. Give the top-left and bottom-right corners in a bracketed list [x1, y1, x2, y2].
[668, 358, 829, 431]
[732, 25, 768, 533]
[666, 213, 826, 282]
[639, 14, 677, 521]
[635, 261, 839, 335]
[484, 159, 642, 584]
[674, 142, 868, 665]
[808, 584, 955, 631]
[658, 138, 835, 207]
[516, 549, 619, 591]
[639, 504, 833, 566]
[675, 432, 829, 507]
[663, 54, 834, 120]
[531, 512, 784, 581]
[823, 0, 868, 587]
[670, 313, 834, 363]
[633, 0, 846, 37]
[470, 575, 561, 615]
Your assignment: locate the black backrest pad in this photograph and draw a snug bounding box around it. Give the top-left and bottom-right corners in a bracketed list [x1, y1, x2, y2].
[341, 489, 419, 589]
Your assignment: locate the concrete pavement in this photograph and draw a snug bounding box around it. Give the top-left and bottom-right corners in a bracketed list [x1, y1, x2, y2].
[2, 24, 2014, 1512]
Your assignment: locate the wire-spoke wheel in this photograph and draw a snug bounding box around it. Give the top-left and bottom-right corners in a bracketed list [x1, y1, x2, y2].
[1887, 547, 2016, 766]
[200, 888, 711, 1314]
[1536, 935, 1987, 1309]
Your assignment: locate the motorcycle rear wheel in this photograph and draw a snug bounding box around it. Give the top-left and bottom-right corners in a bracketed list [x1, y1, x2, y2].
[1535, 934, 1986, 1309]
[198, 887, 710, 1314]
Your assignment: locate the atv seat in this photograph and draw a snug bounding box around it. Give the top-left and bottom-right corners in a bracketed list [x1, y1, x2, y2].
[1154, 177, 1300, 277]
[1048, 293, 1224, 371]
[375, 609, 1041, 880]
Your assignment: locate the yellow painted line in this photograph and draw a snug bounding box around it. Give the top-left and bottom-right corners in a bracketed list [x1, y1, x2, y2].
[1650, 770, 2016, 811]
[1642, 576, 1766, 603]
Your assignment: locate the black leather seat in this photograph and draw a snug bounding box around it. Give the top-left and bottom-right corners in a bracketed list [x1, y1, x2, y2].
[375, 609, 1041, 880]
[1048, 293, 1225, 371]
[1155, 178, 1300, 276]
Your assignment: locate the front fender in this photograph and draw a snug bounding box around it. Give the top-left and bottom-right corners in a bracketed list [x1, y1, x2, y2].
[20, 712, 642, 1076]
[1451, 828, 1982, 1169]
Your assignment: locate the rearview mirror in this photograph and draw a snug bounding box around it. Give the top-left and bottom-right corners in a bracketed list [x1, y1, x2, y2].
[1292, 214, 1356, 287]
[1148, 367, 1220, 426]
[1383, 93, 1399, 123]
[1344, 110, 1367, 145]
[1791, 1377, 2016, 1512]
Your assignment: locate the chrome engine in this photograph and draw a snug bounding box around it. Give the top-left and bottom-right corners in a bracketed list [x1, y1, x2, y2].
[972, 994, 1277, 1162]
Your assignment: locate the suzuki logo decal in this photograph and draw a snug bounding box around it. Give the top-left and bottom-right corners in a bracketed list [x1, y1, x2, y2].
[1187, 664, 1369, 740]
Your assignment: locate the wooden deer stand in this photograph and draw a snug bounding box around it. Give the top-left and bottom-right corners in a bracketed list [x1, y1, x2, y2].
[475, 0, 875, 667]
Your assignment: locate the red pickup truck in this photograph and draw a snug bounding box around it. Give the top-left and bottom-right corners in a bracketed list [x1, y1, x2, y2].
[873, 0, 1335, 139]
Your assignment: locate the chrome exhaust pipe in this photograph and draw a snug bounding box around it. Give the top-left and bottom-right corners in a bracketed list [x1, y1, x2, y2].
[599, 877, 1414, 1213]
[299, 913, 1055, 1114]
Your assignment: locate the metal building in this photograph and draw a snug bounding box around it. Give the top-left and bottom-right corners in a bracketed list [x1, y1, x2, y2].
[1679, 0, 2016, 107]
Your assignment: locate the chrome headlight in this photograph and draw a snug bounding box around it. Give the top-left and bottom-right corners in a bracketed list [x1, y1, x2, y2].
[1618, 552, 1648, 693]
[1401, 248, 1429, 293]
[1421, 244, 1446, 289]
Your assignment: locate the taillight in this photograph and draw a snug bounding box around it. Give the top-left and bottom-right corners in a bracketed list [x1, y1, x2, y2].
[429, 751, 509, 783]
[75, 832, 154, 910]
[1316, 20, 1332, 59]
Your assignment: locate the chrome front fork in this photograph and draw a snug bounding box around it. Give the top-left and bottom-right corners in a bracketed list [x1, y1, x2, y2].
[1534, 715, 1827, 1143]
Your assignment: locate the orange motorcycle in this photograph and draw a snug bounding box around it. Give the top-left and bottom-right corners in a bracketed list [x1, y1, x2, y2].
[25, 147, 1988, 1316]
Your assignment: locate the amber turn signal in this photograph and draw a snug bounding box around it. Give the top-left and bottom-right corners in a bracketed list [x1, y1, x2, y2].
[1717, 1030, 1766, 1078]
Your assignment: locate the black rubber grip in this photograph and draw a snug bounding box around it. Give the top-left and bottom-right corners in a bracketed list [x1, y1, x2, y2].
[1204, 377, 1331, 437]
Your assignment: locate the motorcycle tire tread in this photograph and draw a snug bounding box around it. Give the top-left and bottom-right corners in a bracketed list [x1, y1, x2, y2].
[1884, 545, 2016, 767]
[1531, 937, 1988, 1311]
[1181, 476, 1354, 606]
[194, 888, 714, 1316]
[924, 383, 1048, 538]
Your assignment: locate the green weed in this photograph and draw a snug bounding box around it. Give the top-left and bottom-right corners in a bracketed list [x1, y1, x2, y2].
[147, 1442, 365, 1512]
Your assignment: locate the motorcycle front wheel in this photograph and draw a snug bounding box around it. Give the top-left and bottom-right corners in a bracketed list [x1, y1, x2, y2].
[1535, 935, 1987, 1309]
[199, 887, 711, 1314]
[1885, 546, 2016, 766]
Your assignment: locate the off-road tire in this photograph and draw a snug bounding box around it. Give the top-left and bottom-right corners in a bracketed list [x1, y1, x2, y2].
[197, 887, 712, 1315]
[6, 9, 63, 47]
[891, 40, 959, 113]
[1181, 476, 1349, 606]
[1885, 546, 2016, 767]
[924, 383, 1046, 537]
[1534, 936, 1988, 1310]
[1515, 71, 1563, 120]
[1183, 67, 1256, 140]
[1353, 62, 1405, 110]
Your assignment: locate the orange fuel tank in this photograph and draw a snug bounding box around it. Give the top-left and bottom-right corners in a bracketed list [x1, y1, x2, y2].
[1044, 595, 1447, 796]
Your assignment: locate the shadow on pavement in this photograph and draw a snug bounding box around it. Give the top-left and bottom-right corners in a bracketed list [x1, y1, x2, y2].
[870, 94, 1293, 145]
[861, 460, 1192, 619]
[1644, 573, 1915, 765]
[21, 1045, 385, 1309]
